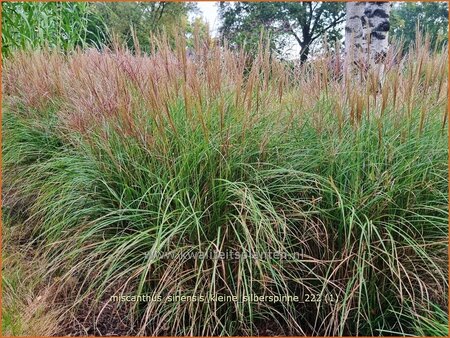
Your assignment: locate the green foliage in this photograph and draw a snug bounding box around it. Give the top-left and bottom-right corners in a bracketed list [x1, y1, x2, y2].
[1, 2, 104, 56]
[390, 2, 448, 50]
[1, 1, 201, 55]
[218, 1, 345, 61]
[89, 2, 198, 51]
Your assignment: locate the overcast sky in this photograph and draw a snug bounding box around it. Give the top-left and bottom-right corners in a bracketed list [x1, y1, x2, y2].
[194, 1, 220, 35]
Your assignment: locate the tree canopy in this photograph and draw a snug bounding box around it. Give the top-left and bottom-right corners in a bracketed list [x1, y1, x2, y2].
[218, 1, 346, 62]
[390, 2, 448, 50]
[89, 2, 199, 51]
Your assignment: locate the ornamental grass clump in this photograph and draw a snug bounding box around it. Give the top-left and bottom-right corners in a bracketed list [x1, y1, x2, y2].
[2, 33, 447, 335]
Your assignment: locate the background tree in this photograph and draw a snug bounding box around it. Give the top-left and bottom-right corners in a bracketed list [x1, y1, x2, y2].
[344, 2, 366, 60]
[218, 1, 345, 62]
[345, 2, 392, 67]
[365, 2, 391, 64]
[390, 1, 448, 50]
[90, 2, 198, 51]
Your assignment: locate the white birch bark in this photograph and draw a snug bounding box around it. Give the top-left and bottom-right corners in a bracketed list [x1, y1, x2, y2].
[345, 2, 366, 62]
[344, 1, 391, 87]
[364, 2, 391, 64]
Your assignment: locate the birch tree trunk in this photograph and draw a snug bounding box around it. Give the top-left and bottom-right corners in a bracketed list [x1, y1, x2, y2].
[344, 1, 391, 87]
[344, 2, 366, 62]
[364, 1, 391, 64]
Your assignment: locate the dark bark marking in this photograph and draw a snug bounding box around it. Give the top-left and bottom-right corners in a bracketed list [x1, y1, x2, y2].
[373, 21, 390, 32]
[361, 16, 367, 27]
[370, 31, 387, 40]
[373, 51, 387, 63]
[365, 8, 390, 19]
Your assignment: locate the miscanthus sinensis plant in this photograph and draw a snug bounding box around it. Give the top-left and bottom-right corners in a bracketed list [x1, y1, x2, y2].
[2, 33, 448, 335]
